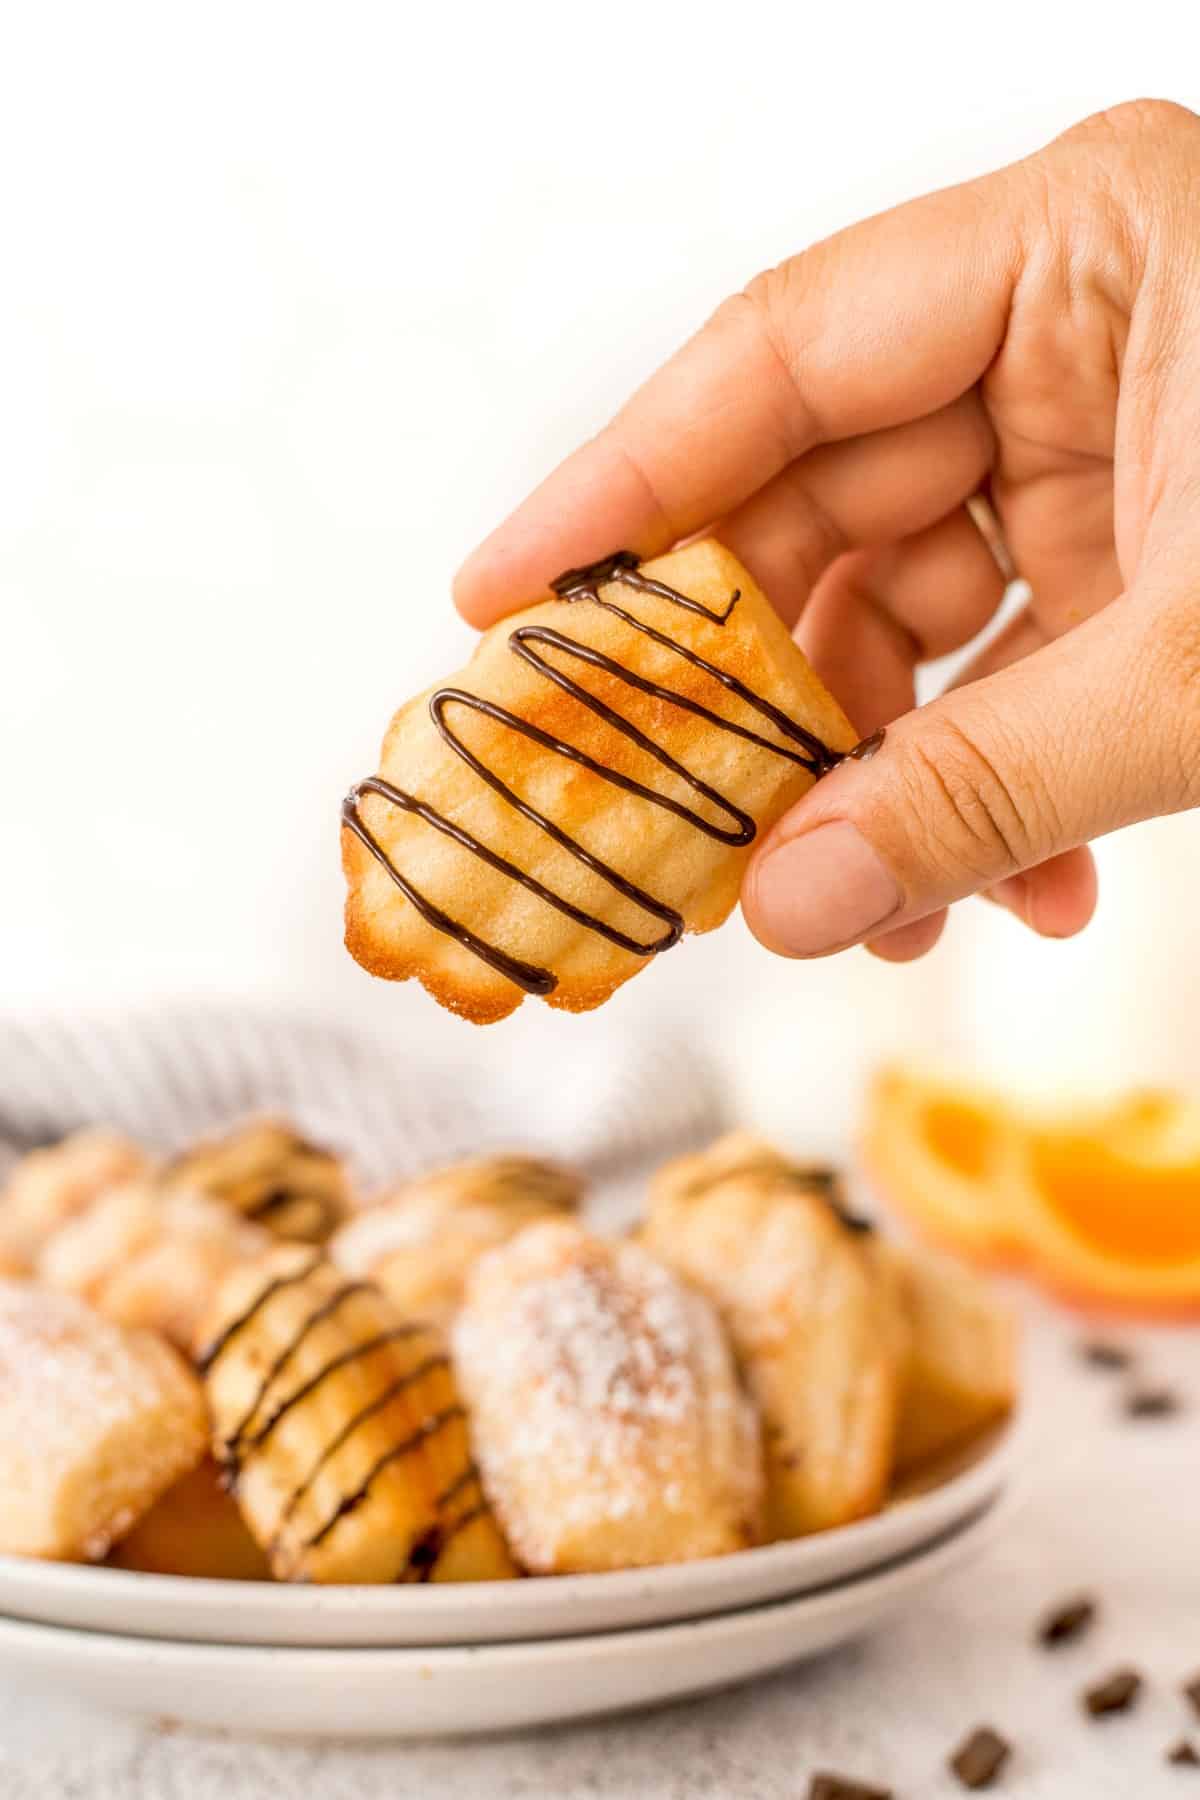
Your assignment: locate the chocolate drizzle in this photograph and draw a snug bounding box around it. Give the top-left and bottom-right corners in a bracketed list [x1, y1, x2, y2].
[551, 548, 742, 623]
[398, 1502, 488, 1583]
[245, 1186, 339, 1237]
[402, 1525, 443, 1582]
[223, 1280, 372, 1458]
[848, 728, 885, 763]
[236, 1327, 435, 1467]
[343, 551, 849, 997]
[435, 1463, 480, 1510]
[265, 1349, 448, 1559]
[782, 1164, 875, 1235]
[201, 1261, 498, 1576]
[303, 1404, 465, 1550]
[196, 1253, 324, 1376]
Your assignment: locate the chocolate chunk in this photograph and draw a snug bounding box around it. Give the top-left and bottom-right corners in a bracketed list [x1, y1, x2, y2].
[1184, 1675, 1200, 1718]
[1125, 1385, 1181, 1419]
[808, 1775, 892, 1800]
[1037, 1595, 1097, 1647]
[949, 1726, 1011, 1789]
[405, 1527, 442, 1573]
[1083, 1668, 1143, 1717]
[1080, 1339, 1134, 1371]
[1168, 1740, 1200, 1767]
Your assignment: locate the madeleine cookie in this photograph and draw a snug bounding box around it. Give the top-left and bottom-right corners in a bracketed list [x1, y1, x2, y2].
[343, 539, 858, 1022]
[644, 1135, 901, 1538]
[198, 1247, 516, 1584]
[453, 1219, 763, 1573]
[39, 1182, 271, 1350]
[871, 1241, 1017, 1474]
[331, 1154, 581, 1322]
[0, 1280, 206, 1561]
[161, 1118, 350, 1243]
[108, 1458, 272, 1581]
[650, 1129, 864, 1223]
[0, 1128, 150, 1267]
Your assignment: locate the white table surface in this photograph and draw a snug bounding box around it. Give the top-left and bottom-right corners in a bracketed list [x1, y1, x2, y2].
[2, 1302, 1196, 1800]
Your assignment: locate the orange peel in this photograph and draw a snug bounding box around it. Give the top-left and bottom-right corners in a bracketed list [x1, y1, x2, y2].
[862, 1071, 1200, 1316]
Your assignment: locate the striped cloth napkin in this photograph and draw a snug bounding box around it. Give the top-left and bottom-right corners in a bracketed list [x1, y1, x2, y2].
[0, 1008, 727, 1197]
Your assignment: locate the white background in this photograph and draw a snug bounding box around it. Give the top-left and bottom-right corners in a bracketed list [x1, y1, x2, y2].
[3, 1, 1200, 1146]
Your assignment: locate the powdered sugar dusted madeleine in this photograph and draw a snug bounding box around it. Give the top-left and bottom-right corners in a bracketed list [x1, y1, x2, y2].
[343, 539, 857, 1022]
[39, 1182, 271, 1350]
[161, 1118, 350, 1243]
[198, 1246, 516, 1583]
[0, 1128, 150, 1267]
[453, 1219, 764, 1573]
[644, 1135, 901, 1538]
[0, 1280, 206, 1561]
[332, 1154, 581, 1322]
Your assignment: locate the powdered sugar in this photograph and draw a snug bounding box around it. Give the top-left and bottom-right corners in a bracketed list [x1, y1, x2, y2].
[0, 1279, 205, 1559]
[453, 1221, 762, 1571]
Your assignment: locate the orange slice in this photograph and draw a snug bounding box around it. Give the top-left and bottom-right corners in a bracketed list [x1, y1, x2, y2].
[860, 1067, 1019, 1262]
[1011, 1090, 1200, 1314]
[863, 1070, 1200, 1316]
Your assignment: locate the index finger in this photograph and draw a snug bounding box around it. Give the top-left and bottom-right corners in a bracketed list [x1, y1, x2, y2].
[454, 167, 1025, 627]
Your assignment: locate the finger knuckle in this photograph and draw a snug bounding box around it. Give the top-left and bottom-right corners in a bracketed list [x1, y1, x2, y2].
[1062, 97, 1199, 160]
[741, 259, 823, 369]
[710, 281, 785, 369]
[733, 266, 822, 452]
[1055, 99, 1200, 227]
[1091, 97, 1200, 142]
[740, 262, 795, 329]
[1038, 99, 1198, 247]
[899, 714, 1049, 880]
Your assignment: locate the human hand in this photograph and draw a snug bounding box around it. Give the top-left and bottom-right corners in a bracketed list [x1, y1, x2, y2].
[454, 100, 1200, 963]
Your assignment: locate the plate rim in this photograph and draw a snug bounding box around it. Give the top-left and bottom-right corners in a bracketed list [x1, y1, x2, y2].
[0, 1495, 1005, 1669]
[0, 1412, 1022, 1628]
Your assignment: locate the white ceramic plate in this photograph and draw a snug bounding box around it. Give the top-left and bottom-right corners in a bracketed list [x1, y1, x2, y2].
[0, 1420, 1020, 1647]
[0, 1499, 1004, 1739]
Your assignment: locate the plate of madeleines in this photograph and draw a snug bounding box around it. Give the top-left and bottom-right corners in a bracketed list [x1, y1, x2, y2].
[0, 1114, 1022, 1737]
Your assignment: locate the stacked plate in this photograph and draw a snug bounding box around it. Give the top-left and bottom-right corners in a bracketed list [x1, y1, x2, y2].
[0, 1422, 1019, 1738]
[0, 1014, 1022, 1736]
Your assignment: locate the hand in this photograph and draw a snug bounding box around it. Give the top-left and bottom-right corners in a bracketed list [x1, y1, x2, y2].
[454, 100, 1200, 963]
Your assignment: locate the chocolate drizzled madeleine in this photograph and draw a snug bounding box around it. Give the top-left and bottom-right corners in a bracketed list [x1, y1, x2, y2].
[161, 1118, 350, 1244]
[342, 538, 858, 1021]
[197, 1246, 515, 1583]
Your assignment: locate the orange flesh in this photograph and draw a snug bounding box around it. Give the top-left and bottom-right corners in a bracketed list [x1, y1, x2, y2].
[921, 1100, 994, 1181]
[1031, 1137, 1200, 1266]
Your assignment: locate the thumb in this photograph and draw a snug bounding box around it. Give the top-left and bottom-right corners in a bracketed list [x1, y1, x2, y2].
[742, 593, 1193, 957]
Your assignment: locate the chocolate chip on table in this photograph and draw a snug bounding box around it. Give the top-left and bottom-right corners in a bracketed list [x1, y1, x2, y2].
[949, 1725, 1011, 1789]
[808, 1775, 892, 1800]
[1125, 1384, 1182, 1419]
[1083, 1668, 1144, 1717]
[1184, 1674, 1200, 1718]
[1037, 1595, 1097, 1647]
[1168, 1740, 1200, 1767]
[1080, 1340, 1135, 1372]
